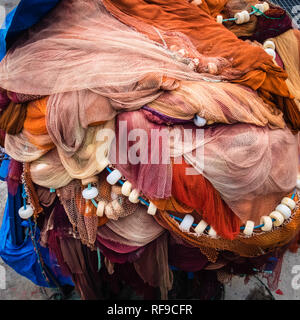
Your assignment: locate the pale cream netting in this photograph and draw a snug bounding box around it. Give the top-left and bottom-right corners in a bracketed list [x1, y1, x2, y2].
[5, 131, 48, 162]
[7, 120, 115, 187]
[30, 148, 73, 189]
[57, 120, 115, 180]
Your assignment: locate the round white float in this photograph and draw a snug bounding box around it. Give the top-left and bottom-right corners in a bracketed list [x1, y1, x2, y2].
[18, 205, 34, 219]
[82, 186, 99, 200]
[121, 181, 132, 197]
[106, 169, 122, 185]
[179, 214, 195, 232]
[147, 202, 157, 215]
[194, 115, 207, 127]
[195, 220, 208, 235]
[275, 204, 292, 220]
[243, 220, 255, 236]
[260, 216, 273, 231]
[269, 211, 284, 227]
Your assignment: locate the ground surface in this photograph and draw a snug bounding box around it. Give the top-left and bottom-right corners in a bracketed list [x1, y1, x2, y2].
[0, 0, 299, 301]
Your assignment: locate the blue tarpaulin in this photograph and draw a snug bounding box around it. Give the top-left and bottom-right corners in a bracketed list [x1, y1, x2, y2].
[0, 0, 60, 60]
[0, 195, 73, 287]
[0, 160, 73, 287]
[0, 159, 73, 287]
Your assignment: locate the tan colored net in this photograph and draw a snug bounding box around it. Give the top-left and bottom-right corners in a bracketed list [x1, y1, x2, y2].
[23, 163, 43, 218]
[57, 180, 104, 249]
[271, 30, 300, 109]
[56, 171, 141, 248]
[149, 80, 285, 128]
[105, 185, 140, 221]
[154, 193, 300, 262]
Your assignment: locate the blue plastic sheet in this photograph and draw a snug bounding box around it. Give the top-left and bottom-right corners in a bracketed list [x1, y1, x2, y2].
[0, 199, 73, 287]
[0, 158, 73, 287]
[0, 0, 60, 60]
[0, 159, 9, 182]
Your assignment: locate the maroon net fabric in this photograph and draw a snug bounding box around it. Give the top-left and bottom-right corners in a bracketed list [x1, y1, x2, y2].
[6, 159, 23, 196]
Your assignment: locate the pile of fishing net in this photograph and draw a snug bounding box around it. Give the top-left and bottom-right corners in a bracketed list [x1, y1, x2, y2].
[0, 0, 299, 299]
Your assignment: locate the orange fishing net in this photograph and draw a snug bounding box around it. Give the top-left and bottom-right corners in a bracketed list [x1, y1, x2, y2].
[0, 102, 27, 134]
[57, 179, 107, 249]
[101, 0, 300, 132]
[23, 97, 54, 151]
[151, 161, 242, 240]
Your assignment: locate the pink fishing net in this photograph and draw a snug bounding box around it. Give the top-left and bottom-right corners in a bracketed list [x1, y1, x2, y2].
[181, 124, 298, 223]
[0, 0, 222, 103]
[98, 205, 165, 247]
[110, 108, 298, 223]
[110, 110, 173, 199]
[149, 80, 286, 128]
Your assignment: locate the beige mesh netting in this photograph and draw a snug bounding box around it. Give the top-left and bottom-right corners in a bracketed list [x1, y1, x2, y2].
[154, 193, 300, 262]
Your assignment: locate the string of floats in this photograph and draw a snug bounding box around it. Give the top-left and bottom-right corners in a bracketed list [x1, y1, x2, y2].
[18, 164, 298, 237]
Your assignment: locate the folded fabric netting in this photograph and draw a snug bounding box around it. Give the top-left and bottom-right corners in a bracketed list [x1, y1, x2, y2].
[0, 102, 27, 135]
[30, 148, 73, 190]
[178, 123, 298, 223]
[101, 0, 300, 131]
[110, 110, 173, 199]
[148, 80, 285, 128]
[0, 0, 221, 98]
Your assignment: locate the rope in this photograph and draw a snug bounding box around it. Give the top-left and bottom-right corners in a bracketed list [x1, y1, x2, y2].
[28, 217, 51, 284]
[222, 6, 283, 23]
[251, 5, 283, 19]
[21, 184, 27, 210]
[97, 247, 102, 272]
[21, 183, 67, 297]
[91, 167, 298, 234]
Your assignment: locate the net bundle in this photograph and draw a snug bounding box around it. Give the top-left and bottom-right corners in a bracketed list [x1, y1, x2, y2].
[0, 0, 299, 300]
